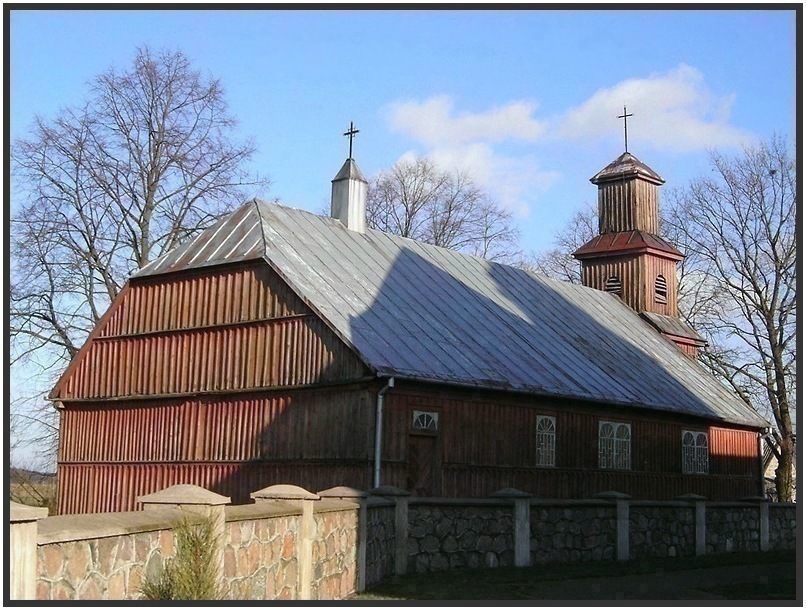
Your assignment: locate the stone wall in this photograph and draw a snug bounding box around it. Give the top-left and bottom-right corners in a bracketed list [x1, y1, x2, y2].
[530, 502, 616, 565]
[365, 500, 396, 587]
[629, 503, 695, 559]
[36, 508, 178, 600]
[222, 506, 300, 600]
[15, 484, 799, 601]
[407, 500, 514, 572]
[311, 506, 358, 599]
[705, 504, 760, 553]
[768, 504, 796, 550]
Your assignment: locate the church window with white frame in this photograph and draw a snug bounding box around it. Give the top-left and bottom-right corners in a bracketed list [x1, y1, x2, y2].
[535, 415, 556, 467]
[599, 421, 631, 470]
[682, 430, 709, 474]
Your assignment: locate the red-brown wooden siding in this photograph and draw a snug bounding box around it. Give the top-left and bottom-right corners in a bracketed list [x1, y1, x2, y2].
[55, 261, 372, 513]
[57, 387, 376, 513]
[58, 461, 373, 514]
[54, 263, 367, 400]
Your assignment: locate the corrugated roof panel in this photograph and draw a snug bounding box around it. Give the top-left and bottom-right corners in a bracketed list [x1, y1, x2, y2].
[135, 199, 768, 429]
[135, 204, 265, 277]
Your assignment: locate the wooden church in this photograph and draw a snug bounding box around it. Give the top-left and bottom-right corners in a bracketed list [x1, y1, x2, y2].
[50, 136, 769, 514]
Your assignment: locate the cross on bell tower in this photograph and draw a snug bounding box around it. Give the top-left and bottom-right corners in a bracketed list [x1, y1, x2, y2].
[618, 105, 633, 153]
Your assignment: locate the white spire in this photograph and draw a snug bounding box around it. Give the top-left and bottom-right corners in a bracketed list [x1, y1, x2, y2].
[331, 158, 367, 233]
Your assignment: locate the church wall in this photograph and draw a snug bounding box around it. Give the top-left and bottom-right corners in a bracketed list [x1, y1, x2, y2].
[377, 385, 761, 501]
[55, 261, 374, 514]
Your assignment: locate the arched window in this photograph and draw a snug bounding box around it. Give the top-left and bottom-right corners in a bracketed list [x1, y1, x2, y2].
[682, 430, 709, 474]
[655, 274, 668, 304]
[599, 421, 631, 470]
[412, 410, 438, 432]
[604, 276, 622, 297]
[535, 415, 556, 467]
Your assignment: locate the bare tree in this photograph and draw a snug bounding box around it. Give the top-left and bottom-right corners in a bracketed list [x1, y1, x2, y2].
[11, 46, 269, 466]
[530, 137, 796, 501]
[667, 136, 796, 502]
[520, 203, 598, 281]
[367, 156, 521, 262]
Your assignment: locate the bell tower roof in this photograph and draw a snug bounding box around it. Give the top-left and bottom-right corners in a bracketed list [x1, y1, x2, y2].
[591, 152, 665, 186]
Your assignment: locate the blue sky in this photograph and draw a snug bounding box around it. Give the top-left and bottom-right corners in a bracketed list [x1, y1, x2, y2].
[5, 7, 799, 469]
[10, 5, 796, 250]
[10, 8, 797, 253]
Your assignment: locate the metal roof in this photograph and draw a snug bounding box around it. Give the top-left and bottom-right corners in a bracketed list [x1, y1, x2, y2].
[573, 230, 683, 260]
[333, 158, 368, 183]
[640, 312, 705, 343]
[591, 152, 665, 185]
[136, 200, 768, 429]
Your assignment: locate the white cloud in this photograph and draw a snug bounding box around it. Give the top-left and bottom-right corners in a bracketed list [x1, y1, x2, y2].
[387, 95, 546, 146]
[384, 96, 557, 216]
[553, 64, 753, 151]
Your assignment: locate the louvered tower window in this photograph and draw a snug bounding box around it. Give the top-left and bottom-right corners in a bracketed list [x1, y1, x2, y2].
[604, 276, 622, 297]
[655, 274, 668, 304]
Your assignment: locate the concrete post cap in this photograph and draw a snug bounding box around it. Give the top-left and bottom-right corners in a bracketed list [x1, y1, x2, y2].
[369, 485, 410, 497]
[318, 486, 368, 499]
[489, 488, 532, 499]
[137, 484, 230, 506]
[594, 491, 632, 501]
[9, 501, 48, 522]
[675, 493, 707, 502]
[250, 484, 320, 501]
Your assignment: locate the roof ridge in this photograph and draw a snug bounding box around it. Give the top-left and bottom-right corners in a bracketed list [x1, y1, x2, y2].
[251, 198, 271, 260]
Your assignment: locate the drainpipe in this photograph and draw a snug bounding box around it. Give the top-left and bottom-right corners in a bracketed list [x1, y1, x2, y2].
[374, 377, 395, 488]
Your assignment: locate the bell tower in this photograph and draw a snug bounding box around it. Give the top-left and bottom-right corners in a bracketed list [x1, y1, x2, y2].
[572, 111, 705, 356]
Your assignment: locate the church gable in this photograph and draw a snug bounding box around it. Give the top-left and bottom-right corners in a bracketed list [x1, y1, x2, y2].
[51, 261, 369, 401]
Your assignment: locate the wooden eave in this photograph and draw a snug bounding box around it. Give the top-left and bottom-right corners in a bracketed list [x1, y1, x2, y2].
[573, 231, 684, 262]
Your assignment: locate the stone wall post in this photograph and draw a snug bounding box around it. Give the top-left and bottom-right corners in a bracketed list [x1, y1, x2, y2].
[742, 496, 770, 552]
[9, 501, 48, 600]
[370, 486, 410, 576]
[138, 484, 230, 591]
[319, 486, 368, 592]
[595, 491, 631, 561]
[251, 484, 320, 600]
[676, 493, 707, 556]
[490, 488, 532, 567]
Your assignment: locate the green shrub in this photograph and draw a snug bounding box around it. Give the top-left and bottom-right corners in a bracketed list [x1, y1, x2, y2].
[141, 515, 222, 600]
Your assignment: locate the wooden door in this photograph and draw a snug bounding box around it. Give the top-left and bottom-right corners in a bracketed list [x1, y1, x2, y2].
[407, 434, 440, 496]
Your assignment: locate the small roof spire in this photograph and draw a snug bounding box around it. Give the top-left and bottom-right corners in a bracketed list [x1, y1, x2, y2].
[618, 105, 633, 153]
[343, 121, 359, 160]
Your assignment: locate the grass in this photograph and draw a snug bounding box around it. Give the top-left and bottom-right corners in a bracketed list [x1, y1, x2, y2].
[357, 550, 797, 600]
[700, 577, 797, 600]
